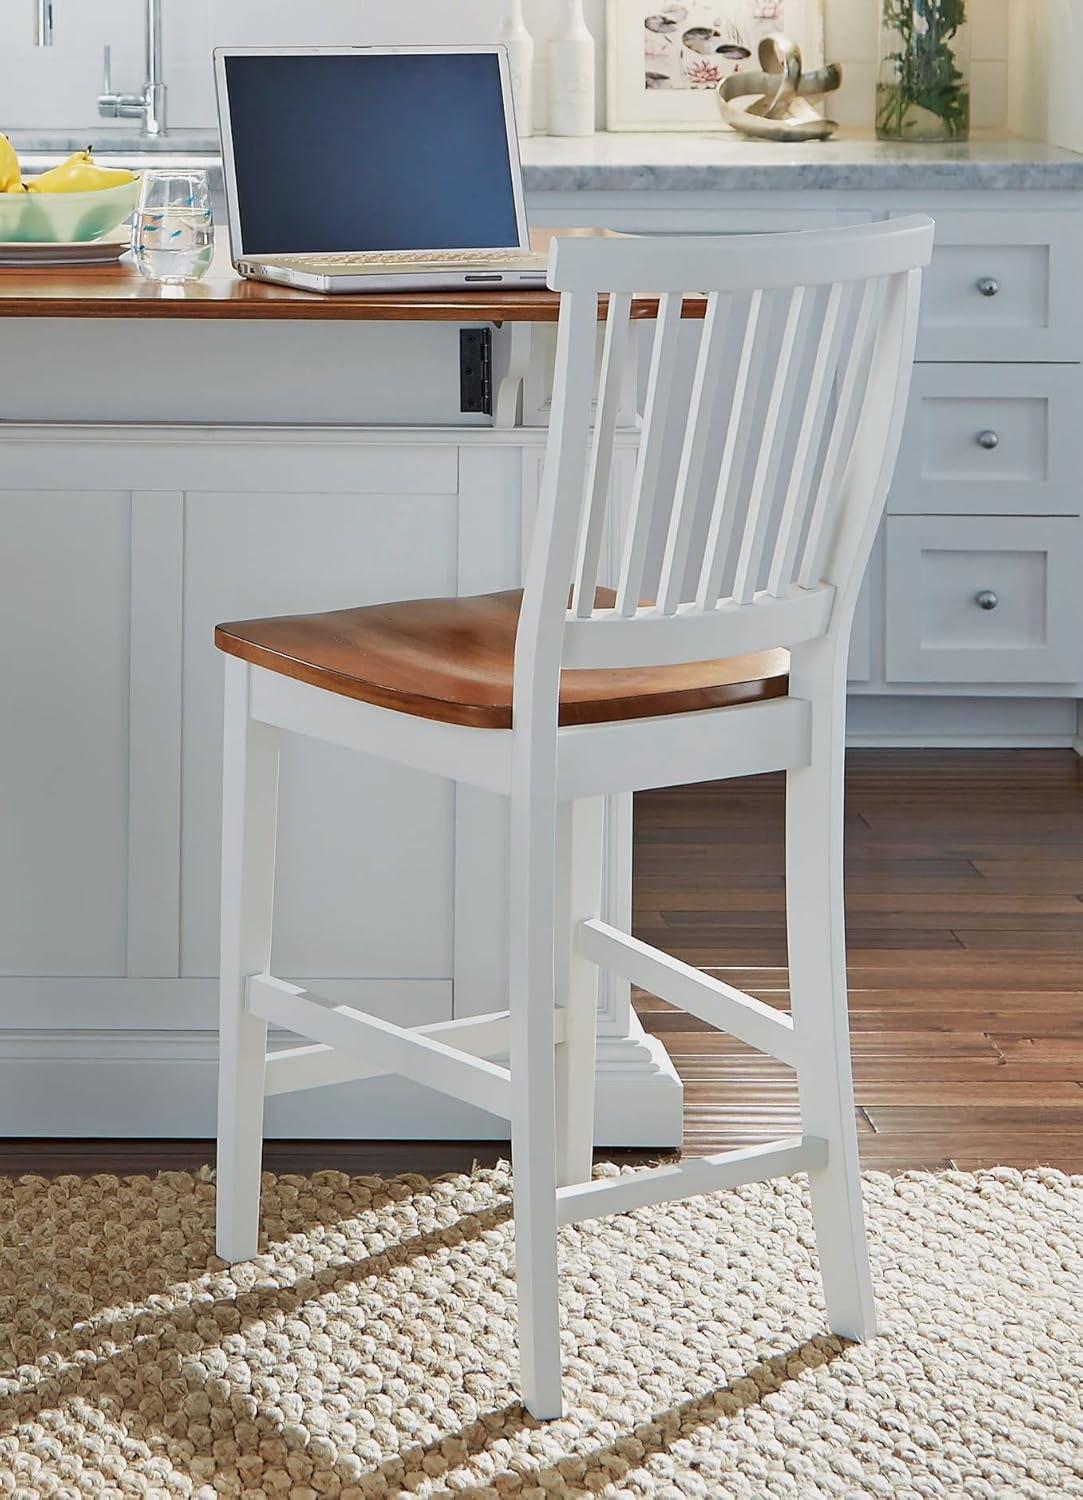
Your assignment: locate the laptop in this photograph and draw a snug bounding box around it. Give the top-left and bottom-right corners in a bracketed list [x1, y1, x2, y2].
[213, 45, 550, 294]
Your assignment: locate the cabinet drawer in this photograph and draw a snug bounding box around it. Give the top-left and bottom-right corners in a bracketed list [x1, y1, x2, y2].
[895, 212, 1083, 362]
[889, 364, 1082, 516]
[848, 542, 877, 684]
[884, 516, 1082, 684]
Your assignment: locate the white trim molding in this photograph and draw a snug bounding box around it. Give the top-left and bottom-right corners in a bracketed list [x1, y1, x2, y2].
[0, 1011, 684, 1146]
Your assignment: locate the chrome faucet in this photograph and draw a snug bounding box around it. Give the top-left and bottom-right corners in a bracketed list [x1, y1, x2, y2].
[34, 0, 54, 45]
[98, 0, 167, 137]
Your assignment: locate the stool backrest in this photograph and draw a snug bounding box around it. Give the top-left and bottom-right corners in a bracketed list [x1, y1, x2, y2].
[515, 217, 934, 706]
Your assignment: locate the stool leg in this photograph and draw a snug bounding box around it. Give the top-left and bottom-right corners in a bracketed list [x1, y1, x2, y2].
[508, 776, 563, 1420]
[555, 797, 605, 1189]
[216, 658, 280, 1264]
[786, 684, 877, 1343]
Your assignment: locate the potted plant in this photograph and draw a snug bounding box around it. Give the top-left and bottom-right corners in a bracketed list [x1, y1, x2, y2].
[877, 0, 970, 142]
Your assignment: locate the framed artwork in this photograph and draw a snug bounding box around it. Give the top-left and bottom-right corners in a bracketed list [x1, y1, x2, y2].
[606, 0, 825, 130]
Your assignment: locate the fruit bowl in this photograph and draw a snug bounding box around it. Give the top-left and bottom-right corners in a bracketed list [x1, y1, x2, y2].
[0, 178, 141, 244]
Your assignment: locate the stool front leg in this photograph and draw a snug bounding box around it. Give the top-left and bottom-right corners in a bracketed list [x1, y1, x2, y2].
[508, 774, 564, 1420]
[216, 658, 281, 1265]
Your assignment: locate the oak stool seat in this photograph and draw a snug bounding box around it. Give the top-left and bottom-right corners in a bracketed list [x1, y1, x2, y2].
[216, 588, 790, 730]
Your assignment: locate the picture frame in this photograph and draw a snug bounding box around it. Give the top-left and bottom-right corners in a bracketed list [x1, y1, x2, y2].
[606, 0, 825, 131]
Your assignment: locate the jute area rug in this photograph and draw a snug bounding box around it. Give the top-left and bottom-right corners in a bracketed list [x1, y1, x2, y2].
[1, 1164, 1080, 1499]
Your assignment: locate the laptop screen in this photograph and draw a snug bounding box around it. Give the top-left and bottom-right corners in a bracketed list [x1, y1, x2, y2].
[221, 51, 523, 255]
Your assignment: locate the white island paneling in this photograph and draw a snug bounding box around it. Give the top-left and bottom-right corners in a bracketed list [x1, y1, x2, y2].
[0, 490, 131, 976]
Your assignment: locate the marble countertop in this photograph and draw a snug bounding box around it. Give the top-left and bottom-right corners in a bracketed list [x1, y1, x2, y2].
[519, 132, 1083, 193]
[8, 129, 1082, 194]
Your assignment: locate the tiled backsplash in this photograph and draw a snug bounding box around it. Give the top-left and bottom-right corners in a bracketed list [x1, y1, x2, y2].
[0, 0, 1012, 136]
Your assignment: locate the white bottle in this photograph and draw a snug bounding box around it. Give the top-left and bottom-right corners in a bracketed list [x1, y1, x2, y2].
[547, 0, 595, 137]
[498, 0, 535, 139]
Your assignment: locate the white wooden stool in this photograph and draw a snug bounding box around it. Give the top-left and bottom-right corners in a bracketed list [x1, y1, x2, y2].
[214, 217, 934, 1419]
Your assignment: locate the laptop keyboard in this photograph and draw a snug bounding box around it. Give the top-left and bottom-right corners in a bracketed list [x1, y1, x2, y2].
[274, 249, 548, 271]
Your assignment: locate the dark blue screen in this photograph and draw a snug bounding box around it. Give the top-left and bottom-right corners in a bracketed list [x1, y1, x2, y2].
[223, 52, 521, 254]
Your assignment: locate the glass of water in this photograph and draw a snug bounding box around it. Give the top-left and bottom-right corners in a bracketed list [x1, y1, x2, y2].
[132, 170, 214, 284]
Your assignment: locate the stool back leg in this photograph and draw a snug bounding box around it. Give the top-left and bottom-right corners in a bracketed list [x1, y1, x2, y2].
[785, 642, 877, 1341]
[508, 769, 564, 1420]
[216, 658, 281, 1264]
[555, 796, 605, 1188]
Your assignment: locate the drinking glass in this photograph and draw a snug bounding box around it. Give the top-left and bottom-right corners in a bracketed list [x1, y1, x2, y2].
[131, 170, 214, 284]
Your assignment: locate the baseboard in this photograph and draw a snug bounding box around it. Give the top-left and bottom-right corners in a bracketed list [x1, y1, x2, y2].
[848, 731, 1078, 748]
[0, 1015, 685, 1148]
[846, 695, 1079, 748]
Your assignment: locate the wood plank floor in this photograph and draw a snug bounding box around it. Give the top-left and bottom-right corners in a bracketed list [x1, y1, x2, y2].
[634, 748, 1083, 1173]
[1, 749, 1080, 1179]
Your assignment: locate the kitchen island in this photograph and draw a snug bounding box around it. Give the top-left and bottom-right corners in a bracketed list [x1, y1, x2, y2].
[3, 133, 1082, 1141]
[0, 232, 689, 1142]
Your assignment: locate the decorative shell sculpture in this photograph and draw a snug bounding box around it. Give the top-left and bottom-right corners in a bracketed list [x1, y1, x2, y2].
[717, 34, 842, 142]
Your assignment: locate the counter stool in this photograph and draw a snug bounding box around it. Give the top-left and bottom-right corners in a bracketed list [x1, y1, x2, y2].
[213, 218, 933, 1419]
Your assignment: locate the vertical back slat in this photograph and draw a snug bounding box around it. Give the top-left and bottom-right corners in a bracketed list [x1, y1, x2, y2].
[614, 293, 684, 616]
[535, 220, 931, 680]
[730, 285, 812, 605]
[798, 276, 886, 589]
[571, 292, 633, 616]
[766, 281, 849, 597]
[656, 292, 733, 615]
[695, 289, 770, 610]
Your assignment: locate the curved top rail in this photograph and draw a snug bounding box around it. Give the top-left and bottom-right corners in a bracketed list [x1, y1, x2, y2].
[547, 215, 935, 295]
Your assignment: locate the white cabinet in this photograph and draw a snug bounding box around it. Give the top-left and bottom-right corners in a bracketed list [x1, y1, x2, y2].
[876, 214, 1083, 699]
[848, 562, 876, 685]
[0, 425, 674, 1141]
[905, 210, 1083, 362]
[884, 514, 1083, 685]
[0, 490, 131, 976]
[890, 364, 1083, 516]
[0, 439, 499, 1078]
[180, 482, 460, 997]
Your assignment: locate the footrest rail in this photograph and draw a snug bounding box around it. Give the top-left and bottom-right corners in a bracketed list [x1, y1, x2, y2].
[248, 973, 513, 1119]
[555, 1135, 827, 1226]
[264, 1007, 539, 1097]
[577, 919, 802, 1066]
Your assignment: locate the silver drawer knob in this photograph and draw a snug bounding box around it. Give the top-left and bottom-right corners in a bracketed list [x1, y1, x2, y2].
[976, 429, 1000, 450]
[976, 277, 1000, 298]
[975, 589, 999, 611]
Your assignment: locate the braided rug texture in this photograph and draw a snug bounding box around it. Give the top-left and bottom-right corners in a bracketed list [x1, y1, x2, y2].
[1, 1164, 1080, 1499]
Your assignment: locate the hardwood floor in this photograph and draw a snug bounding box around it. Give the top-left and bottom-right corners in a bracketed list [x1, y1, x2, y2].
[1, 750, 1080, 1178]
[634, 749, 1083, 1173]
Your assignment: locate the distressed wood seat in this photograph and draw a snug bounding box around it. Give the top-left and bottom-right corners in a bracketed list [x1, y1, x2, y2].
[215, 588, 790, 729]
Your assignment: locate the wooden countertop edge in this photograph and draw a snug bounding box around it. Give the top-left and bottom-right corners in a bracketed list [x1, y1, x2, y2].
[0, 286, 705, 323]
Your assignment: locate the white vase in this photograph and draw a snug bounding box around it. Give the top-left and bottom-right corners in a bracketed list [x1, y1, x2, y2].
[547, 0, 595, 137]
[498, 0, 535, 139]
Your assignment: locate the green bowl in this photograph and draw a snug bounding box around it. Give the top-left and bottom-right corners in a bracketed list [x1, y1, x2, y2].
[0, 177, 140, 243]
